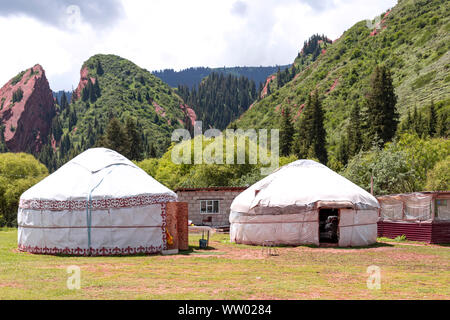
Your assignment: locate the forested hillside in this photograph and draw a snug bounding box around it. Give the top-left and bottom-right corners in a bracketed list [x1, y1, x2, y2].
[234, 0, 449, 169]
[53, 90, 72, 105]
[153, 65, 291, 89]
[38, 54, 194, 171]
[177, 72, 258, 130]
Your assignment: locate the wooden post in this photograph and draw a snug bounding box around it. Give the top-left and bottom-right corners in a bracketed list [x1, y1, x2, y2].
[165, 202, 179, 251]
[166, 202, 189, 251]
[176, 202, 189, 251]
[370, 174, 374, 195]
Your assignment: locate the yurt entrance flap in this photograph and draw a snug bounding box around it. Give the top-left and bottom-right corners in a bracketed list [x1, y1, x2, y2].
[319, 208, 339, 244]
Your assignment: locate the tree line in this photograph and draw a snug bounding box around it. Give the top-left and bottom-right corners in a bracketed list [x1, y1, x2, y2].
[177, 72, 258, 130]
[280, 65, 400, 165]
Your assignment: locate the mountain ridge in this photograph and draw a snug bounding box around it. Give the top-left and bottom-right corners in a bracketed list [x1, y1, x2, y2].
[0, 64, 55, 153]
[153, 65, 292, 89]
[233, 0, 449, 160]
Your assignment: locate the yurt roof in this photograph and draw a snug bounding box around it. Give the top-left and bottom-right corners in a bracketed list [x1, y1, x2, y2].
[231, 160, 379, 213]
[20, 148, 176, 202]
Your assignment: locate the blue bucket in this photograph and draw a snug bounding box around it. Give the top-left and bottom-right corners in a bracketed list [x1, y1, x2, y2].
[199, 239, 208, 249]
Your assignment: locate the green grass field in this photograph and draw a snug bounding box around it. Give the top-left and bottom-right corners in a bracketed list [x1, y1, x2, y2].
[0, 228, 448, 300]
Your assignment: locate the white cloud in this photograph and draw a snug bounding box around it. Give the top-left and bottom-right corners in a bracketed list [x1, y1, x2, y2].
[0, 0, 397, 91]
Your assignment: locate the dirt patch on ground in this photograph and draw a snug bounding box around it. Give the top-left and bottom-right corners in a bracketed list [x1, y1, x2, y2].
[383, 251, 441, 262]
[287, 245, 395, 255]
[0, 281, 25, 289]
[382, 242, 447, 248]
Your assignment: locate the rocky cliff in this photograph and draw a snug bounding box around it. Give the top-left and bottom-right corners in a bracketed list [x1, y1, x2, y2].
[0, 65, 55, 152]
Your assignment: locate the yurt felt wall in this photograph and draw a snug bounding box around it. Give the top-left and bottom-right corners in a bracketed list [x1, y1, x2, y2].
[229, 160, 380, 247]
[17, 148, 177, 256]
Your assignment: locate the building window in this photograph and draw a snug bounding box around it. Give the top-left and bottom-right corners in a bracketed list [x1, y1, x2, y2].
[200, 200, 220, 214]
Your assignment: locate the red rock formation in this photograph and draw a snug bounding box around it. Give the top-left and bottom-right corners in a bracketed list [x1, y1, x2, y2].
[260, 75, 276, 99]
[179, 104, 197, 128]
[72, 66, 96, 102]
[0, 64, 55, 152]
[327, 78, 339, 94]
[294, 103, 306, 121]
[153, 101, 166, 117]
[370, 10, 391, 37]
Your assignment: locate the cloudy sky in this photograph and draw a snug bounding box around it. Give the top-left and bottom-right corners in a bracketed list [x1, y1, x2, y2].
[0, 0, 396, 91]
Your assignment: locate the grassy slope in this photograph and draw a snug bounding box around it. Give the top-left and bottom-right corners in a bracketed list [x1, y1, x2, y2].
[64, 54, 187, 156]
[234, 0, 450, 150]
[1, 229, 449, 299]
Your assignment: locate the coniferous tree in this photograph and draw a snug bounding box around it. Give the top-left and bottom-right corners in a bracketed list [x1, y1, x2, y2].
[365, 65, 398, 147]
[88, 79, 96, 103]
[96, 60, 104, 76]
[0, 125, 7, 152]
[176, 72, 257, 130]
[295, 94, 314, 159]
[86, 123, 96, 148]
[148, 142, 156, 158]
[412, 105, 426, 137]
[59, 134, 71, 159]
[125, 117, 143, 161]
[428, 100, 437, 137]
[347, 104, 363, 158]
[93, 79, 101, 98]
[280, 107, 294, 156]
[101, 117, 130, 156]
[12, 88, 24, 103]
[60, 92, 69, 110]
[51, 117, 63, 142]
[71, 90, 78, 104]
[437, 112, 448, 138]
[311, 91, 328, 164]
[81, 83, 89, 102]
[258, 82, 264, 100]
[277, 67, 282, 89]
[68, 106, 78, 132]
[336, 137, 349, 166]
[400, 109, 412, 133]
[295, 90, 328, 164]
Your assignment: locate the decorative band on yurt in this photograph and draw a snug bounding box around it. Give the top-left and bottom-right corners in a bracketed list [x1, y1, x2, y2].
[19, 194, 176, 211]
[17, 244, 164, 256]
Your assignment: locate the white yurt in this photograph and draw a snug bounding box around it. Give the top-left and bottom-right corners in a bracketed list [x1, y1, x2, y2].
[230, 160, 380, 247]
[18, 148, 177, 256]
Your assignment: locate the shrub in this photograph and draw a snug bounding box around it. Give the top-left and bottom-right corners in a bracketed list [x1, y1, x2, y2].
[11, 71, 26, 86]
[394, 235, 407, 242]
[425, 156, 450, 191]
[0, 153, 48, 227]
[12, 87, 24, 103]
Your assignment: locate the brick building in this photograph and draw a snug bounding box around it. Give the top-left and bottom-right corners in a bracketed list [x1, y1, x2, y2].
[175, 187, 247, 228]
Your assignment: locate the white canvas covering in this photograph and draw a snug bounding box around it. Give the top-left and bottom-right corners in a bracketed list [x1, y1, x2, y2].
[17, 148, 177, 256]
[230, 160, 380, 247]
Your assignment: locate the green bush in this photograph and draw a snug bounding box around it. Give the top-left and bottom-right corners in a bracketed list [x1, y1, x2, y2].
[0, 153, 48, 227]
[12, 87, 24, 103]
[11, 70, 26, 86]
[341, 133, 449, 195]
[136, 136, 298, 189]
[342, 146, 417, 196]
[425, 156, 450, 191]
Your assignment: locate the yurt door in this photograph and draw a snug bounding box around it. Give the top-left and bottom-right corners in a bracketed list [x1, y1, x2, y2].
[319, 208, 339, 244]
